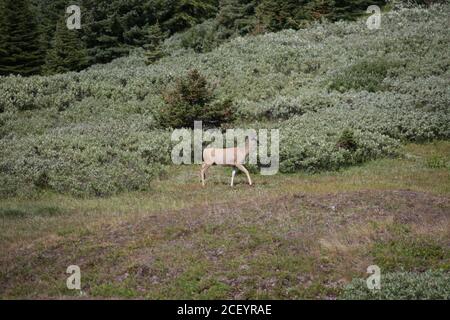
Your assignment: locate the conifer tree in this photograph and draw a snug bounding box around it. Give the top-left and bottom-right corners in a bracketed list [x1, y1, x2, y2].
[329, 0, 386, 22]
[43, 19, 88, 75]
[255, 0, 386, 32]
[163, 0, 218, 33]
[0, 0, 44, 76]
[144, 23, 168, 65]
[217, 0, 257, 37]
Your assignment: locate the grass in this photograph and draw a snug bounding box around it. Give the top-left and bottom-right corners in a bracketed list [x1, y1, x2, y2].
[0, 141, 449, 299]
[0, 206, 65, 219]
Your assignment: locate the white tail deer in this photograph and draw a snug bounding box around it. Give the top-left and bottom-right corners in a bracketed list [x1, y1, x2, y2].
[201, 136, 255, 187]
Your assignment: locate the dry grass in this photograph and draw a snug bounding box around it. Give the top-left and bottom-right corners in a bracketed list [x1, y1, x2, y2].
[0, 141, 449, 299]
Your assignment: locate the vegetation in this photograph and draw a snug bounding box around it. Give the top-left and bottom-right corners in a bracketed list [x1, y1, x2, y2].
[0, 2, 449, 299]
[0, 142, 449, 299]
[144, 23, 168, 65]
[341, 270, 450, 300]
[43, 19, 88, 75]
[336, 129, 357, 152]
[255, 0, 386, 31]
[158, 69, 234, 128]
[328, 58, 404, 93]
[1, 0, 395, 75]
[0, 0, 44, 76]
[0, 4, 449, 196]
[167, 0, 388, 53]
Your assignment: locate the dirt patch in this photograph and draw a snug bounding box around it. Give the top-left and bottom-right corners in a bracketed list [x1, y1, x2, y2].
[1, 189, 449, 299]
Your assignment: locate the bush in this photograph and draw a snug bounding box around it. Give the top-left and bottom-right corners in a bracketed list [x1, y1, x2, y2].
[336, 128, 357, 151]
[341, 270, 450, 300]
[158, 69, 234, 128]
[0, 4, 449, 197]
[0, 125, 173, 197]
[329, 58, 404, 93]
[180, 20, 222, 53]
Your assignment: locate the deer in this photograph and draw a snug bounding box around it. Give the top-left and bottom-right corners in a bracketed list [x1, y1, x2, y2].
[201, 136, 255, 187]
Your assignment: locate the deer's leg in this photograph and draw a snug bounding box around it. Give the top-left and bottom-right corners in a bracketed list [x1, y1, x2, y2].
[201, 163, 207, 186]
[230, 168, 237, 187]
[201, 163, 211, 186]
[236, 164, 252, 186]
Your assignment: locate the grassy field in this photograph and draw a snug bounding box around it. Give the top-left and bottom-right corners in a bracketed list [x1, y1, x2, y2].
[0, 141, 449, 299]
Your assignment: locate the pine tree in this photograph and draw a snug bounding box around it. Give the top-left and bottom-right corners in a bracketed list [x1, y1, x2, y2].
[256, 0, 308, 32]
[329, 0, 386, 22]
[144, 23, 168, 65]
[43, 19, 88, 75]
[0, 0, 44, 76]
[217, 0, 258, 37]
[163, 0, 218, 33]
[158, 69, 234, 129]
[29, 0, 70, 53]
[255, 0, 386, 32]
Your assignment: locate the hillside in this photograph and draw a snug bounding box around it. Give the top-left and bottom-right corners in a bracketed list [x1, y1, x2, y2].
[2, 0, 386, 74]
[0, 3, 449, 300]
[1, 4, 449, 197]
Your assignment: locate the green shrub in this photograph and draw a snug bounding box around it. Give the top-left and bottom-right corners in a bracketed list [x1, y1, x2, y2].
[329, 58, 404, 93]
[158, 69, 234, 128]
[341, 270, 450, 300]
[0, 126, 172, 197]
[425, 155, 447, 169]
[180, 20, 222, 53]
[401, 0, 448, 6]
[336, 128, 357, 151]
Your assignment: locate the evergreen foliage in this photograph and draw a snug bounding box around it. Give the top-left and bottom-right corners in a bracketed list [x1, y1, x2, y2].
[43, 18, 88, 75]
[337, 128, 357, 151]
[0, 0, 44, 76]
[158, 69, 234, 128]
[255, 0, 387, 32]
[216, 0, 258, 37]
[168, 0, 388, 53]
[162, 0, 219, 33]
[1, 0, 392, 74]
[144, 23, 168, 65]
